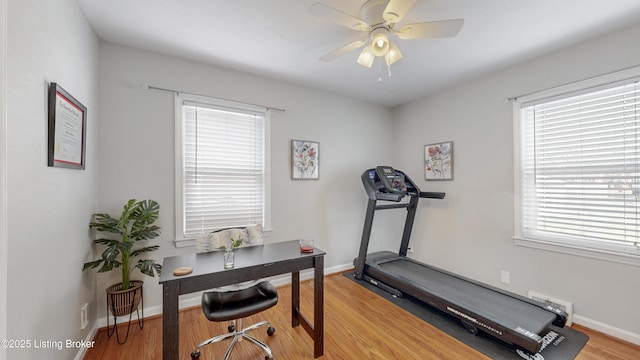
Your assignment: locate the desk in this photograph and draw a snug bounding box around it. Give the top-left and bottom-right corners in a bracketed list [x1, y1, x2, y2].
[159, 240, 325, 360]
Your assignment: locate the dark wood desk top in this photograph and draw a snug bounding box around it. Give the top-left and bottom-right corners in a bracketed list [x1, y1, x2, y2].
[159, 240, 325, 286]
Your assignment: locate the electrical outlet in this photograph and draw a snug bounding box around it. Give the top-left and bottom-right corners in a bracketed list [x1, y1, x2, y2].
[80, 303, 89, 330]
[500, 270, 510, 284]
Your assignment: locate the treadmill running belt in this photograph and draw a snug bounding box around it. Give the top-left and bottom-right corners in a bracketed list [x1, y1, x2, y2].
[376, 258, 556, 335]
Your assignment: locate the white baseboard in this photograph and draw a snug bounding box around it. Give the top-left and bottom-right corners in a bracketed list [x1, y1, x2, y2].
[573, 314, 640, 346]
[73, 324, 99, 360]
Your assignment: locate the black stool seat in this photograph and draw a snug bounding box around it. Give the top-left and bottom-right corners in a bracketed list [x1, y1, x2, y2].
[192, 280, 279, 360]
[202, 281, 278, 322]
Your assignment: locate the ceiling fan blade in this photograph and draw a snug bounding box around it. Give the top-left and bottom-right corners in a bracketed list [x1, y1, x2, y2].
[395, 19, 464, 39]
[383, 0, 417, 24]
[309, 2, 369, 31]
[319, 39, 367, 62]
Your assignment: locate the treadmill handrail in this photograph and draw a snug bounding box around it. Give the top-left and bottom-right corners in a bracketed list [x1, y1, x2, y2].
[420, 191, 446, 199]
[375, 203, 410, 210]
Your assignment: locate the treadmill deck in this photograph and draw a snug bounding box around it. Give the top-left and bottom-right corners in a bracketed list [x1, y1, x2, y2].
[368, 253, 556, 335]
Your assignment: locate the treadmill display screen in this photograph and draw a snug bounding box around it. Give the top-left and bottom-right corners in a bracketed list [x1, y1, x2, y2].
[375, 166, 408, 194]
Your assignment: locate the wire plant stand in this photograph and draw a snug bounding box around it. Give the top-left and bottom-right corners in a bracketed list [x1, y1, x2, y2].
[106, 280, 144, 344]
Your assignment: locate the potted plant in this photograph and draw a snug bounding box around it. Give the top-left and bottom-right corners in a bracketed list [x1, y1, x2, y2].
[82, 198, 162, 343]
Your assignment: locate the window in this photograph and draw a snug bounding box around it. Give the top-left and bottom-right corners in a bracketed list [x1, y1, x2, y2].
[175, 93, 270, 247]
[514, 70, 640, 262]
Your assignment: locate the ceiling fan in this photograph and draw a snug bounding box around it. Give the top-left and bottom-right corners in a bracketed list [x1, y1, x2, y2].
[310, 0, 464, 75]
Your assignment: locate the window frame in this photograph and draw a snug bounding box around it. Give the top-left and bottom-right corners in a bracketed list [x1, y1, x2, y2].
[174, 93, 271, 247]
[513, 66, 640, 266]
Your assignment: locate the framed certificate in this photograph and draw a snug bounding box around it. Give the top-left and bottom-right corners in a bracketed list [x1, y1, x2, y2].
[47, 82, 87, 169]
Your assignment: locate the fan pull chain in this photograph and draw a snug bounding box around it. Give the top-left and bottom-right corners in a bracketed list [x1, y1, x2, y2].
[375, 58, 393, 83]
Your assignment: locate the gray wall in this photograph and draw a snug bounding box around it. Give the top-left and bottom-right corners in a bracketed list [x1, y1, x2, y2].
[0, 0, 8, 357]
[6, 0, 99, 359]
[95, 42, 395, 317]
[391, 21, 640, 341]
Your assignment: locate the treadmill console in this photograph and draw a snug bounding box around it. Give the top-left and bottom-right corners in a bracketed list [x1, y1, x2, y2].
[362, 166, 418, 202]
[375, 166, 408, 194]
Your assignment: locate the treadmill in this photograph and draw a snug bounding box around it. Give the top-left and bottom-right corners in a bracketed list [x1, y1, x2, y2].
[354, 166, 568, 354]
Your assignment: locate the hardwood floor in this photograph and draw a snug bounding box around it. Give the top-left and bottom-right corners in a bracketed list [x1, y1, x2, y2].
[84, 272, 640, 359]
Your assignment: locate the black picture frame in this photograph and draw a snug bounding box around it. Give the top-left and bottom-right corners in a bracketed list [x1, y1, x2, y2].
[47, 82, 87, 169]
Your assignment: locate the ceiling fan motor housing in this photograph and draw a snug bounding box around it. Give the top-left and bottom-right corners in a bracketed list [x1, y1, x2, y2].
[361, 0, 394, 58]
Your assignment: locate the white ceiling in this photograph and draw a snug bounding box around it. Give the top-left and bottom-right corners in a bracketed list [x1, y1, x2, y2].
[78, 0, 640, 107]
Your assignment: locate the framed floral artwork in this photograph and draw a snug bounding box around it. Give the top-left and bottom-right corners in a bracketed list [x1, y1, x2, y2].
[425, 141, 453, 180]
[291, 140, 319, 180]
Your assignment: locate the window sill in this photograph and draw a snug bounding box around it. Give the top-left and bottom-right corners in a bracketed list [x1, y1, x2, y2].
[513, 236, 640, 267]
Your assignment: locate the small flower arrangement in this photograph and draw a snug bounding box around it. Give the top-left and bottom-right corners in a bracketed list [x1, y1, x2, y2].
[217, 237, 243, 251]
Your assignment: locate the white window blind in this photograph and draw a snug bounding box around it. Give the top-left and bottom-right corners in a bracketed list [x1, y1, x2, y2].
[519, 81, 639, 254]
[180, 98, 266, 238]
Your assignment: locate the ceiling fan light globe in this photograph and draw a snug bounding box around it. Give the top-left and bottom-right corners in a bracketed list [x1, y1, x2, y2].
[386, 52, 402, 66]
[386, 41, 403, 65]
[357, 46, 375, 68]
[371, 31, 389, 57]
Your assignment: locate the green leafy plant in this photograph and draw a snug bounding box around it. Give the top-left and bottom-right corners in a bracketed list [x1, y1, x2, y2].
[83, 199, 162, 289]
[217, 237, 243, 251]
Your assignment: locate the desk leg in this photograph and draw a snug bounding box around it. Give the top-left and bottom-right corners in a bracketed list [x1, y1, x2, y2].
[314, 256, 324, 358]
[162, 282, 179, 360]
[291, 271, 300, 327]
